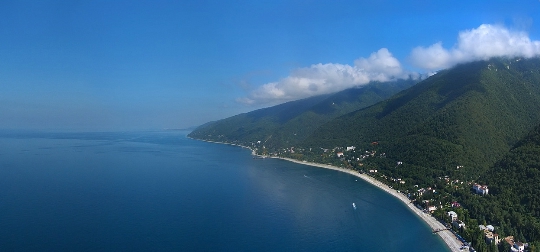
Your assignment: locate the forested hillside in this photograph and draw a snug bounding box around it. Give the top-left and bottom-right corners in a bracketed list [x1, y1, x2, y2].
[459, 123, 540, 244]
[188, 79, 417, 148]
[190, 57, 540, 251]
[302, 57, 540, 180]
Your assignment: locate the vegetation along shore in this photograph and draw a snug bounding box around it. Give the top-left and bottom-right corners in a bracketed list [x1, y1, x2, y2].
[190, 57, 540, 252]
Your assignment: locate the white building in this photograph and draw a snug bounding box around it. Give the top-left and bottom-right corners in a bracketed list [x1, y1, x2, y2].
[453, 220, 466, 229]
[448, 211, 458, 221]
[473, 184, 489, 195]
[485, 231, 500, 245]
[512, 242, 525, 252]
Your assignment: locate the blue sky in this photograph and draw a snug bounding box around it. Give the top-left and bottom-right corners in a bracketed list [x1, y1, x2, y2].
[1, 0, 540, 131]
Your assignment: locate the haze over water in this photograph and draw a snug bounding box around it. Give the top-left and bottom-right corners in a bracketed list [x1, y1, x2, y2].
[0, 131, 448, 251]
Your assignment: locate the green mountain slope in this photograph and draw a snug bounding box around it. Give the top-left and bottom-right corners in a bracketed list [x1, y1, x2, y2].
[189, 57, 540, 249]
[465, 123, 540, 242]
[188, 79, 417, 147]
[303, 57, 540, 178]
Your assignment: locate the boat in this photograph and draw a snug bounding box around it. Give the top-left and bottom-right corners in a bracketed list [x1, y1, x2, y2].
[352, 203, 356, 209]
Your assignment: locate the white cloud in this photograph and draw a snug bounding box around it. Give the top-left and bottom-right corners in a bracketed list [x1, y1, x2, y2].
[238, 48, 412, 105]
[410, 24, 540, 70]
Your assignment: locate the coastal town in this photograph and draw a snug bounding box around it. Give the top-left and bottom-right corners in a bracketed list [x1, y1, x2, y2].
[246, 140, 533, 252]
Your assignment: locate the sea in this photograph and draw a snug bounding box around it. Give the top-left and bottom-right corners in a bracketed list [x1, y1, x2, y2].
[0, 130, 449, 251]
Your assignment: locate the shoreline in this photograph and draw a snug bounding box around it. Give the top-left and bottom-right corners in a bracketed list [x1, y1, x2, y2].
[273, 156, 463, 252]
[190, 137, 463, 251]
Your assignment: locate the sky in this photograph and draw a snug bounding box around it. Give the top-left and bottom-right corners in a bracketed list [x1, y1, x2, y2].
[1, 0, 540, 131]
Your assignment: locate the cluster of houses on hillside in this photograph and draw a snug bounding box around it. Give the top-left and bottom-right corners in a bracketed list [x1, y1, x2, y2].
[445, 211, 528, 251]
[416, 186, 436, 197]
[336, 148, 378, 160]
[251, 142, 530, 250]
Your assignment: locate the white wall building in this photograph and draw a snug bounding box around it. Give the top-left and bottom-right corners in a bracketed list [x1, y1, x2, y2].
[473, 184, 489, 195]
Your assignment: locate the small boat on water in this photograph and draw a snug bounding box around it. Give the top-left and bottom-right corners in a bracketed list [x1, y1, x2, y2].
[352, 203, 356, 209]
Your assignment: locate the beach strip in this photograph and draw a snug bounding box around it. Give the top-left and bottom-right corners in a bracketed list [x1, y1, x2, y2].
[274, 157, 464, 252]
[191, 138, 463, 251]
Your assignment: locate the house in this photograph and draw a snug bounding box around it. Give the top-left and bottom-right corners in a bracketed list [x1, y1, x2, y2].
[513, 242, 525, 252]
[494, 234, 500, 245]
[451, 201, 461, 208]
[428, 205, 437, 212]
[336, 152, 344, 157]
[512, 242, 525, 252]
[453, 220, 466, 229]
[346, 146, 356, 151]
[369, 169, 377, 173]
[473, 184, 489, 195]
[505, 236, 515, 246]
[448, 211, 458, 221]
[482, 225, 500, 245]
[505, 236, 526, 252]
[484, 232, 500, 245]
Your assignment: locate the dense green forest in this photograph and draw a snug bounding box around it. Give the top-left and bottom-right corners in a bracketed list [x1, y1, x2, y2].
[466, 124, 540, 245]
[303, 58, 540, 179]
[188, 79, 417, 148]
[190, 57, 540, 251]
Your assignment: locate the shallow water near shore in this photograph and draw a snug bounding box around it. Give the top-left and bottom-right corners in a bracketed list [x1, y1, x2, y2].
[0, 130, 449, 251]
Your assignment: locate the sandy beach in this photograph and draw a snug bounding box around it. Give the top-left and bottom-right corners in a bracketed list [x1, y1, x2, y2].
[275, 156, 464, 252]
[192, 138, 463, 251]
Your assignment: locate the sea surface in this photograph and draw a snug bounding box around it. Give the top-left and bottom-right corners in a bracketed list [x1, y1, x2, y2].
[0, 130, 449, 251]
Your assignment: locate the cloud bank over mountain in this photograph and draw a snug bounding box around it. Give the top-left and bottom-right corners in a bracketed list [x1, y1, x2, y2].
[239, 24, 540, 106]
[238, 49, 415, 105]
[410, 24, 540, 70]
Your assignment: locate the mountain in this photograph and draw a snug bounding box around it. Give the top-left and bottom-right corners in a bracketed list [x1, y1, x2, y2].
[188, 79, 418, 148]
[189, 57, 540, 248]
[460, 123, 540, 242]
[302, 57, 540, 179]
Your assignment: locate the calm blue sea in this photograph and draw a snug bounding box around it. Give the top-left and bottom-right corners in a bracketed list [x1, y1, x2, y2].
[0, 130, 449, 251]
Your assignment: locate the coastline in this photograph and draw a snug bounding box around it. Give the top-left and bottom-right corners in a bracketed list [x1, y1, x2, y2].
[273, 156, 463, 252]
[189, 137, 463, 251]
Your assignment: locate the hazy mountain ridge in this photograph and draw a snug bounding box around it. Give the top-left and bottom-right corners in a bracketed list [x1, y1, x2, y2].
[188, 79, 417, 147]
[191, 57, 540, 178]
